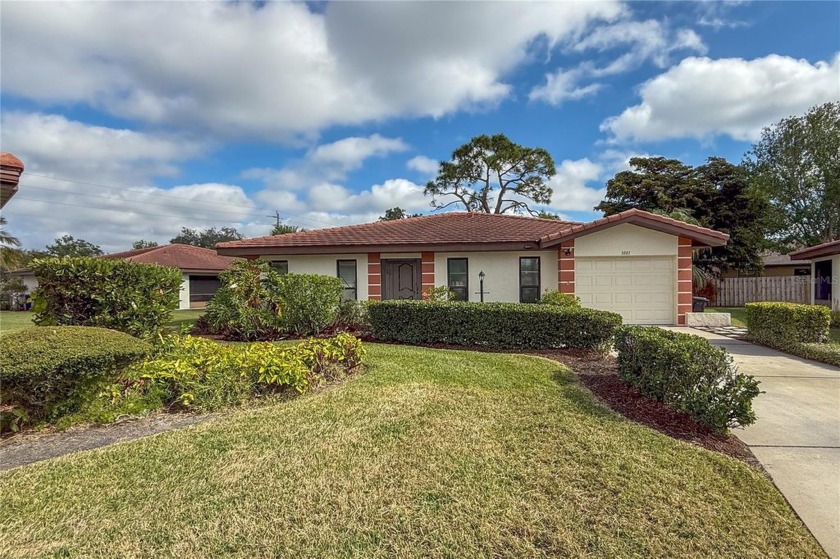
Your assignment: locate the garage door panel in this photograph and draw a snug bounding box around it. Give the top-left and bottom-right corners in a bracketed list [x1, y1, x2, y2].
[575, 257, 676, 325]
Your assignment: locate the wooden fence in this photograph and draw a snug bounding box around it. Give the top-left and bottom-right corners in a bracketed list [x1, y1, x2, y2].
[710, 276, 810, 307]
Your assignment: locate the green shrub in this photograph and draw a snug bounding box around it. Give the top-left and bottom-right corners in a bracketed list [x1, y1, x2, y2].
[540, 290, 581, 308]
[421, 285, 455, 301]
[0, 327, 151, 423]
[745, 302, 831, 346]
[367, 300, 621, 349]
[30, 257, 182, 338]
[614, 326, 760, 433]
[120, 334, 365, 412]
[276, 273, 342, 336]
[203, 261, 342, 340]
[793, 343, 840, 367]
[831, 311, 840, 329]
[335, 300, 370, 331]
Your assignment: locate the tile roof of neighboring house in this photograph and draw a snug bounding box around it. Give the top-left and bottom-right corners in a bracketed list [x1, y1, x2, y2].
[789, 239, 840, 260]
[760, 251, 812, 267]
[0, 152, 24, 170]
[101, 243, 239, 272]
[217, 209, 729, 256]
[217, 212, 580, 252]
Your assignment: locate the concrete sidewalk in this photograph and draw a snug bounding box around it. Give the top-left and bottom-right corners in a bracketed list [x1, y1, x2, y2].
[667, 327, 840, 558]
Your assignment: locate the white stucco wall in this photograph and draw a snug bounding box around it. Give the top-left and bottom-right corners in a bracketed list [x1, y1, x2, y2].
[574, 224, 678, 258]
[267, 254, 370, 300]
[433, 250, 558, 302]
[178, 273, 190, 310]
[19, 273, 38, 293]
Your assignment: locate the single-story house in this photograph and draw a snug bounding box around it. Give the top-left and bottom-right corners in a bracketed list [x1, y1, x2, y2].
[216, 209, 729, 325]
[790, 239, 840, 311]
[722, 251, 812, 278]
[14, 244, 239, 310]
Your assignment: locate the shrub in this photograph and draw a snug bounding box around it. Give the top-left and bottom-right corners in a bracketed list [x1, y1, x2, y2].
[121, 334, 365, 412]
[367, 300, 621, 349]
[334, 300, 370, 332]
[203, 261, 342, 340]
[276, 273, 342, 336]
[30, 257, 182, 338]
[422, 285, 455, 301]
[831, 311, 840, 329]
[745, 302, 831, 346]
[540, 290, 581, 308]
[615, 326, 760, 433]
[0, 327, 151, 423]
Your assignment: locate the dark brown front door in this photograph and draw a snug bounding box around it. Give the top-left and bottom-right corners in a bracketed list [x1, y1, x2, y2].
[382, 259, 421, 300]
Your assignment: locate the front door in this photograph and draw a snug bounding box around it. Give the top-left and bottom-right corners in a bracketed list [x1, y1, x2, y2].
[382, 259, 421, 300]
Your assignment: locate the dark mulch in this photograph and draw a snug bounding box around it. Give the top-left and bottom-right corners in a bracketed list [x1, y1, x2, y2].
[529, 349, 762, 469]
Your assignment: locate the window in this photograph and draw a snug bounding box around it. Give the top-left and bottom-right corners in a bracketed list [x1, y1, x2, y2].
[271, 260, 289, 275]
[337, 260, 357, 301]
[519, 257, 540, 303]
[447, 258, 468, 301]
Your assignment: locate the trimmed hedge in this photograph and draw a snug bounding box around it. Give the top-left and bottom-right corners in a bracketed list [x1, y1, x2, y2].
[745, 302, 831, 346]
[615, 326, 760, 433]
[367, 300, 621, 349]
[31, 257, 182, 338]
[0, 327, 152, 422]
[540, 290, 581, 308]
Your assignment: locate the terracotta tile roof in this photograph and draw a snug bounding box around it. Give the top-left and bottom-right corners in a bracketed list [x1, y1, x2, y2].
[539, 208, 729, 248]
[217, 212, 579, 250]
[789, 239, 840, 260]
[0, 152, 24, 170]
[102, 243, 239, 272]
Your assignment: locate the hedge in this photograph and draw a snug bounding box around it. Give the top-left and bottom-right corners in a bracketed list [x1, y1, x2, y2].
[745, 302, 831, 346]
[30, 257, 182, 338]
[367, 300, 622, 349]
[0, 327, 152, 422]
[615, 326, 760, 433]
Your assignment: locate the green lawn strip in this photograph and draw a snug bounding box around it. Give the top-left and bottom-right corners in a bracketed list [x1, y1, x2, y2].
[0, 310, 204, 335]
[0, 344, 821, 558]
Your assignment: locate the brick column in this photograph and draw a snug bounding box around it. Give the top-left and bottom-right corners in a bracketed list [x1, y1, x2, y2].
[558, 240, 575, 294]
[368, 253, 381, 301]
[421, 252, 435, 296]
[677, 237, 693, 325]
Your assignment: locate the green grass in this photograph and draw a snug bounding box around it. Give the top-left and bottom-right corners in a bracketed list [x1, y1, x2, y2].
[0, 345, 822, 558]
[705, 306, 747, 327]
[0, 309, 204, 336]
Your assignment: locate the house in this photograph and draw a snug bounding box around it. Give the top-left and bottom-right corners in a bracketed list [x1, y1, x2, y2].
[216, 209, 729, 325]
[722, 251, 811, 278]
[790, 240, 840, 311]
[15, 244, 239, 310]
[0, 152, 25, 209]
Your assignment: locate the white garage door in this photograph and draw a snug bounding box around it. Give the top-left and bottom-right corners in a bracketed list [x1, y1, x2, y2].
[576, 257, 676, 325]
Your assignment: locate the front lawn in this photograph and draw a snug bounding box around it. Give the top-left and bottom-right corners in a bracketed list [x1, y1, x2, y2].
[0, 309, 204, 336]
[0, 345, 821, 558]
[705, 306, 747, 327]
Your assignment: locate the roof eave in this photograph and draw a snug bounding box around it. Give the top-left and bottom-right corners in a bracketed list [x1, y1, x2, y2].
[216, 240, 546, 256]
[540, 215, 729, 248]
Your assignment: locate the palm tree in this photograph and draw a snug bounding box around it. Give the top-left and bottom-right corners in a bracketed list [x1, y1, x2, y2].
[0, 216, 24, 270]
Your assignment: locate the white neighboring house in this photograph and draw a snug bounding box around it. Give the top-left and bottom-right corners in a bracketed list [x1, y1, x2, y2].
[790, 239, 840, 312]
[216, 209, 729, 326]
[13, 244, 239, 310]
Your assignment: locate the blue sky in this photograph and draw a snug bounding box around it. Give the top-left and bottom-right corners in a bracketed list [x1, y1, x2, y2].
[1, 1, 838, 252]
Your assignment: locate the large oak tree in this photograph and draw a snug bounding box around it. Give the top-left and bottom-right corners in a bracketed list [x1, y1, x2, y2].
[424, 134, 556, 215]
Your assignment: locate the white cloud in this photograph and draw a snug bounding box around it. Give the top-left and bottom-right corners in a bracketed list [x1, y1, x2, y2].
[601, 54, 840, 142]
[309, 134, 408, 168]
[406, 155, 440, 176]
[530, 19, 706, 106]
[0, 1, 623, 139]
[546, 158, 606, 213]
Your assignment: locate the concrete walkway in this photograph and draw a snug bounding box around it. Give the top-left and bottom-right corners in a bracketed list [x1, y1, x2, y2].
[667, 327, 840, 558]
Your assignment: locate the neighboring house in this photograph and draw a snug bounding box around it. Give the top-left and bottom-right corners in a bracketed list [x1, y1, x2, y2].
[722, 251, 811, 278]
[0, 152, 25, 208]
[216, 209, 729, 325]
[790, 240, 840, 311]
[14, 244, 239, 310]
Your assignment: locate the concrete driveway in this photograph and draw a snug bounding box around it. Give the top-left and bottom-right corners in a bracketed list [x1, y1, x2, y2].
[669, 328, 840, 558]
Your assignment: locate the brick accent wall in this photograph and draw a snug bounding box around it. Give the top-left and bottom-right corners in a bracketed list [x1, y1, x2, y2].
[367, 252, 381, 301]
[677, 237, 693, 325]
[421, 252, 435, 296]
[558, 240, 575, 294]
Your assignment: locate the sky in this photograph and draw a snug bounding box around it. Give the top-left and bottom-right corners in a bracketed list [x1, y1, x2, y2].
[1, 0, 838, 252]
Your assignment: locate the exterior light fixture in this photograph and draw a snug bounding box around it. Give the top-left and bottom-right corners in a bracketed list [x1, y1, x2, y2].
[478, 270, 487, 303]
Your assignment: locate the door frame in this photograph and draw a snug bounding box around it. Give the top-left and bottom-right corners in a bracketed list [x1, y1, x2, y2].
[381, 259, 422, 300]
